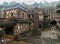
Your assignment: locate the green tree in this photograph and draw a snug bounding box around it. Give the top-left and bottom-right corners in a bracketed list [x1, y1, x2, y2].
[39, 2, 43, 8]
[10, 1, 17, 5]
[3, 2, 8, 6]
[21, 2, 30, 9]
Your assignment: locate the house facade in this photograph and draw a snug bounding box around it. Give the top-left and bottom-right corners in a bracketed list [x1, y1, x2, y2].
[55, 4, 60, 27]
[28, 7, 48, 31]
[0, 3, 32, 35]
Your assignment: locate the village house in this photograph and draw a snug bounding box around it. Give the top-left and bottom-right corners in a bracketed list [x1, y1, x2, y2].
[0, 3, 32, 35]
[28, 7, 51, 34]
[55, 4, 60, 28]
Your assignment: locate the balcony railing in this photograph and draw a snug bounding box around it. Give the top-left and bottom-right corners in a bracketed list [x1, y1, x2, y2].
[0, 17, 33, 27]
[0, 18, 14, 22]
[0, 18, 16, 27]
[14, 18, 32, 23]
[56, 5, 60, 13]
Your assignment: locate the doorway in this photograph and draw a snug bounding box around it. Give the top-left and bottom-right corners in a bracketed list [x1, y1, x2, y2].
[5, 27, 14, 35]
[39, 24, 43, 31]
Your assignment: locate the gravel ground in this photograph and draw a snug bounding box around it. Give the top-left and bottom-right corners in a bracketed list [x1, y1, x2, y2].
[0, 29, 60, 44]
[3, 37, 59, 44]
[0, 36, 59, 44]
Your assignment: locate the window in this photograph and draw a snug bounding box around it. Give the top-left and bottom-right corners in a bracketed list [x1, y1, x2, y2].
[6, 11, 9, 18]
[10, 12, 13, 18]
[29, 14, 33, 18]
[29, 15, 30, 18]
[21, 25, 23, 29]
[31, 14, 33, 18]
[6, 15, 9, 18]
[25, 13, 27, 19]
[22, 12, 24, 19]
[18, 25, 20, 32]
[39, 15, 43, 21]
[13, 13, 18, 17]
[6, 11, 9, 15]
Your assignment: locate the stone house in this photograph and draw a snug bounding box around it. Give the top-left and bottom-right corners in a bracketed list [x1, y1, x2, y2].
[0, 3, 32, 35]
[28, 7, 49, 32]
[55, 4, 60, 27]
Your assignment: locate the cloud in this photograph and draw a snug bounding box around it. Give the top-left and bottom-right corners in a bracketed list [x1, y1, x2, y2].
[0, 0, 59, 4]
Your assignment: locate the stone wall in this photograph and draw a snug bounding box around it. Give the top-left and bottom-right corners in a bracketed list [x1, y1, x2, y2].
[14, 23, 29, 35]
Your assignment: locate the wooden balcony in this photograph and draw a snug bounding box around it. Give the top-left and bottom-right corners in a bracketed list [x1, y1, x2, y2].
[56, 8, 60, 13]
[0, 17, 33, 27]
[14, 18, 32, 23]
[0, 18, 16, 27]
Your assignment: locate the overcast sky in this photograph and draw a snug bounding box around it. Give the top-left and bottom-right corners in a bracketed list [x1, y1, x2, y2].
[0, 0, 59, 4]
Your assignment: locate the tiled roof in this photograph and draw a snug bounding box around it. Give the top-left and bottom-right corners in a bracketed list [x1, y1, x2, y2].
[5, 3, 28, 11]
[0, 5, 6, 8]
[0, 3, 28, 12]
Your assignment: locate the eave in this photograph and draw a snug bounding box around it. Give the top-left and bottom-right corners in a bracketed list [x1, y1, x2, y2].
[56, 8, 60, 13]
